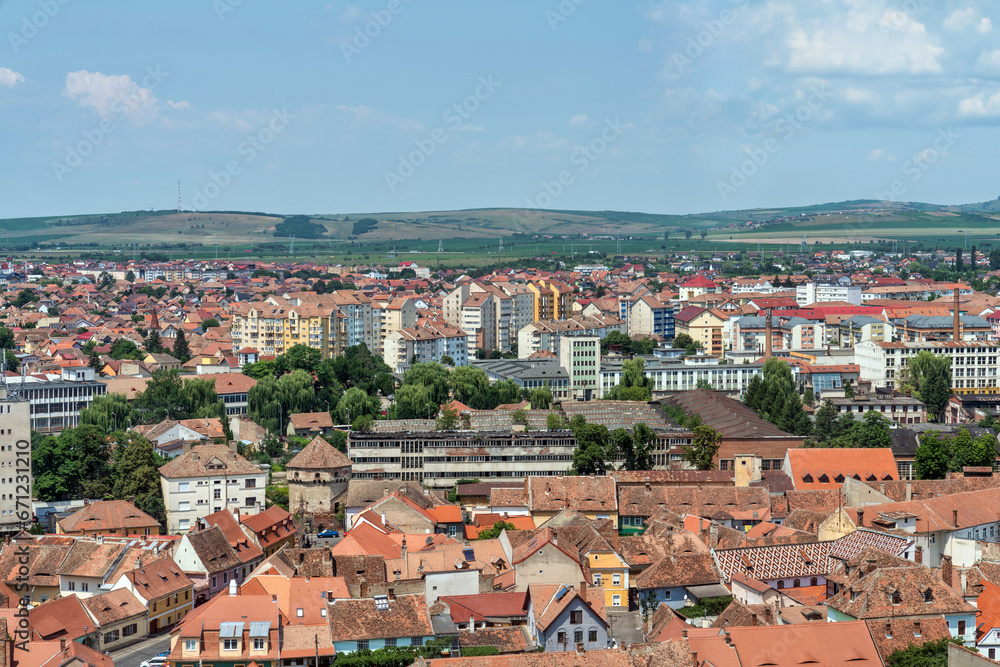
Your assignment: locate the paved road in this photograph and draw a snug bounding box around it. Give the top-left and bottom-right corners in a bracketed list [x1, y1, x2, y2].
[108, 633, 171, 667]
[609, 610, 644, 647]
[304, 533, 343, 549]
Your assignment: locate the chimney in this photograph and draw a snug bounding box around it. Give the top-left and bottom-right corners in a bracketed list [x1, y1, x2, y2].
[710, 522, 719, 549]
[884, 619, 891, 635]
[83, 499, 89, 506]
[751, 613, 757, 626]
[128, 496, 136, 506]
[682, 628, 688, 639]
[942, 555, 953, 588]
[134, 557, 141, 570]
[723, 629, 731, 645]
[914, 619, 921, 634]
[469, 615, 475, 633]
[915, 545, 923, 564]
[905, 483, 912, 502]
[865, 557, 876, 575]
[59, 638, 66, 652]
[953, 509, 959, 528]
[954, 288, 961, 342]
[401, 535, 407, 559]
[764, 308, 773, 359]
[580, 580, 587, 602]
[857, 508, 865, 526]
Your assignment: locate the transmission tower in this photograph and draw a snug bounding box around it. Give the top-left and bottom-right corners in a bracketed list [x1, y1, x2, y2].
[177, 180, 181, 212]
[437, 239, 443, 253]
[289, 235, 295, 254]
[799, 235, 807, 253]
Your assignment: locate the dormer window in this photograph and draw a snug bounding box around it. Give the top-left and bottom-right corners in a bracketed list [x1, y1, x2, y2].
[923, 589, 934, 603]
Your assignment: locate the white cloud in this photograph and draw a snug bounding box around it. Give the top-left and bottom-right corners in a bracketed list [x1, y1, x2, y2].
[167, 100, 192, 110]
[569, 114, 591, 129]
[868, 148, 896, 161]
[976, 49, 1000, 74]
[783, 6, 943, 75]
[944, 8, 992, 33]
[958, 91, 1000, 117]
[0, 67, 24, 88]
[64, 70, 159, 123]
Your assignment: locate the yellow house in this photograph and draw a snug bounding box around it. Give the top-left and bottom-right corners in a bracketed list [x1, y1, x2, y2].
[587, 550, 630, 609]
[674, 306, 726, 355]
[111, 555, 194, 634]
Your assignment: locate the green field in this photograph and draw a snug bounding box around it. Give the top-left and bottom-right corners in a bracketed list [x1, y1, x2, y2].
[4, 199, 1000, 266]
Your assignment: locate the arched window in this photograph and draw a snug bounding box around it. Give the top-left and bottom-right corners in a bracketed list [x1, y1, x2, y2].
[793, 579, 801, 588]
[777, 580, 785, 589]
[574, 629, 583, 644]
[811, 577, 818, 587]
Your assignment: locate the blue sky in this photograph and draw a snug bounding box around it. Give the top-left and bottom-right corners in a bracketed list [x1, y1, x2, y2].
[2, 0, 999, 218]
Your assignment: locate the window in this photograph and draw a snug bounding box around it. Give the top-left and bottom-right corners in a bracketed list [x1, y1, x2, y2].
[612, 573, 621, 586]
[68, 582, 75, 591]
[793, 579, 800, 588]
[557, 631, 567, 644]
[777, 581, 784, 589]
[184, 640, 197, 651]
[811, 577, 818, 587]
[211, 576, 217, 588]
[612, 594, 622, 606]
[223, 572, 228, 584]
[958, 621, 967, 635]
[296, 608, 304, 617]
[214, 489, 222, 500]
[990, 649, 996, 660]
[593, 574, 602, 585]
[245, 479, 256, 489]
[103, 630, 119, 643]
[386, 638, 396, 648]
[449, 525, 456, 536]
[570, 610, 583, 624]
[179, 519, 190, 530]
[223, 639, 238, 651]
[358, 640, 369, 651]
[574, 629, 583, 643]
[589, 630, 598, 643]
[178, 482, 190, 492]
[253, 638, 265, 650]
[178, 501, 190, 511]
[123, 624, 137, 637]
[924, 590, 934, 603]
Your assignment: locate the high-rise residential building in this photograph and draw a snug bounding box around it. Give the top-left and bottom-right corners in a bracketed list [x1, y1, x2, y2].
[0, 388, 30, 535]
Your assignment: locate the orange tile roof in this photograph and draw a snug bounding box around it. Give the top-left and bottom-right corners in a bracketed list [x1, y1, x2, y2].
[786, 448, 898, 491]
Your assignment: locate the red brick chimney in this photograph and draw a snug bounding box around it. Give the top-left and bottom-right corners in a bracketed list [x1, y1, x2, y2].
[954, 288, 961, 342]
[915, 545, 923, 565]
[942, 555, 953, 588]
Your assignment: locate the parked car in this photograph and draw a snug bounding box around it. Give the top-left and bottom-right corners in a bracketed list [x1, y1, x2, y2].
[140, 658, 167, 667]
[317, 529, 339, 538]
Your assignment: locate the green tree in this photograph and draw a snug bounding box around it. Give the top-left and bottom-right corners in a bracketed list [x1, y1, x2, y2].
[846, 411, 892, 448]
[885, 635, 962, 667]
[450, 366, 490, 406]
[136, 370, 188, 422]
[111, 432, 161, 503]
[32, 425, 113, 501]
[571, 423, 611, 475]
[914, 432, 951, 480]
[440, 354, 455, 366]
[125, 270, 136, 282]
[682, 425, 722, 470]
[477, 520, 516, 540]
[546, 413, 566, 430]
[672, 333, 694, 350]
[897, 351, 951, 421]
[601, 330, 633, 354]
[88, 350, 103, 370]
[814, 400, 838, 444]
[529, 384, 553, 410]
[109, 338, 144, 360]
[0, 326, 14, 350]
[395, 383, 438, 420]
[279, 344, 323, 374]
[436, 403, 460, 431]
[337, 387, 381, 424]
[80, 393, 139, 432]
[402, 363, 451, 405]
[202, 318, 220, 329]
[243, 360, 277, 380]
[144, 330, 164, 354]
[172, 329, 192, 363]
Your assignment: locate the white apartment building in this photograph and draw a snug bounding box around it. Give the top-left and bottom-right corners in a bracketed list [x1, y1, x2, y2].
[0, 392, 30, 534]
[599, 355, 762, 397]
[159, 445, 267, 534]
[559, 336, 600, 401]
[502, 285, 536, 349]
[856, 339, 1000, 394]
[518, 314, 624, 359]
[382, 322, 469, 372]
[796, 282, 862, 306]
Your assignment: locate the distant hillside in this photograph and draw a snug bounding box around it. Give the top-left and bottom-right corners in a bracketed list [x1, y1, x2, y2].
[5, 198, 1000, 249]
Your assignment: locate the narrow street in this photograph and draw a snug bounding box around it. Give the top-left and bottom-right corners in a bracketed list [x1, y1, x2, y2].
[107, 633, 171, 667]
